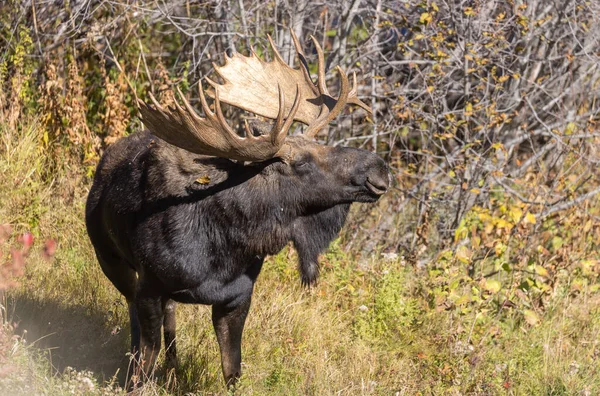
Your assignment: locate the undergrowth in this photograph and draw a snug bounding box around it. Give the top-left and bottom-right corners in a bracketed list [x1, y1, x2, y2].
[1, 122, 599, 395]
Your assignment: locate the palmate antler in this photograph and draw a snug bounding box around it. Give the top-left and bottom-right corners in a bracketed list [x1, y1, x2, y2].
[208, 31, 371, 138]
[138, 30, 371, 162]
[138, 84, 300, 161]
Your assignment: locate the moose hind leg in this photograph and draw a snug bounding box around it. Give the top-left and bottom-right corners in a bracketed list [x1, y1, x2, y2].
[212, 297, 252, 388]
[163, 298, 177, 369]
[126, 302, 142, 390]
[128, 302, 141, 356]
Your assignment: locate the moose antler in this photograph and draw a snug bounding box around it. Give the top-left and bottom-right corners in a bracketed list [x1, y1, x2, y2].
[207, 29, 371, 138]
[138, 31, 370, 162]
[138, 84, 301, 162]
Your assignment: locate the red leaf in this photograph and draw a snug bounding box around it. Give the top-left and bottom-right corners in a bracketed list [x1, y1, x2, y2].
[19, 232, 34, 249]
[43, 239, 57, 259]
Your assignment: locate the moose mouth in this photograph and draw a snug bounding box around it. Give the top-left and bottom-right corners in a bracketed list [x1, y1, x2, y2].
[365, 179, 388, 196]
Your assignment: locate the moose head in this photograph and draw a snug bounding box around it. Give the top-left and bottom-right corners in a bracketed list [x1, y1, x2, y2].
[138, 31, 389, 206]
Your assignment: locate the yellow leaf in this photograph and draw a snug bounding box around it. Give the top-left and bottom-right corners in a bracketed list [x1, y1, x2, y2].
[456, 246, 472, 264]
[524, 309, 540, 326]
[535, 265, 549, 278]
[464, 102, 473, 117]
[420, 12, 432, 24]
[196, 175, 211, 185]
[565, 122, 576, 135]
[508, 206, 523, 223]
[464, 7, 475, 16]
[495, 218, 512, 230]
[456, 294, 471, 306]
[517, 15, 529, 29]
[525, 212, 536, 224]
[494, 242, 507, 256]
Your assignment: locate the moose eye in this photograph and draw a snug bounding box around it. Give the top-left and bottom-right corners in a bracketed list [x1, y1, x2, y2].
[293, 154, 313, 168]
[292, 156, 314, 173]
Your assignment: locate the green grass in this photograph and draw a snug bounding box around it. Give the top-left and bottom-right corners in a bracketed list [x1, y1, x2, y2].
[1, 123, 600, 395]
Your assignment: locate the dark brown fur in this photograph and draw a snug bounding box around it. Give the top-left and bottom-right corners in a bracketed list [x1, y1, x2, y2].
[85, 130, 389, 387]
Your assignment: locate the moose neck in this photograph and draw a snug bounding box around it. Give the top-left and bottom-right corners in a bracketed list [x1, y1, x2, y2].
[197, 161, 351, 258]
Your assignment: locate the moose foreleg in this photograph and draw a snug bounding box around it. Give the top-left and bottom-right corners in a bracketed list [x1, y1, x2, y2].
[212, 297, 252, 388]
[163, 298, 177, 369]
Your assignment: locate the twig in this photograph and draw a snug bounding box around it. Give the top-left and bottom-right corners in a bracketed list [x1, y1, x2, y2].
[540, 186, 600, 219]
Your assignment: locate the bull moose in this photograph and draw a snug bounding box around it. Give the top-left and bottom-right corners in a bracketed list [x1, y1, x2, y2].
[85, 31, 390, 388]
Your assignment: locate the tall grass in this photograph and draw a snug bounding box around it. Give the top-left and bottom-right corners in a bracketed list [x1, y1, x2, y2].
[0, 121, 599, 395]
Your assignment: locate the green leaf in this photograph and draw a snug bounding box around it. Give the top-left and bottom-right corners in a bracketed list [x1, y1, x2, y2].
[484, 279, 501, 293]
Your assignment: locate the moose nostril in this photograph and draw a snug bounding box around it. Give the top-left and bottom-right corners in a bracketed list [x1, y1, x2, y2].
[365, 174, 389, 195]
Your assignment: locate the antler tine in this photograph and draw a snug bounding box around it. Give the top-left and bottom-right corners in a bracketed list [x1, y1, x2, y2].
[304, 66, 350, 138]
[309, 35, 330, 97]
[213, 87, 243, 147]
[289, 29, 317, 95]
[273, 83, 302, 147]
[148, 92, 164, 112]
[175, 87, 201, 121]
[197, 80, 216, 120]
[243, 85, 286, 143]
[243, 84, 301, 148]
[267, 34, 286, 64]
[284, 84, 302, 130]
[347, 71, 373, 115]
[269, 84, 286, 143]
